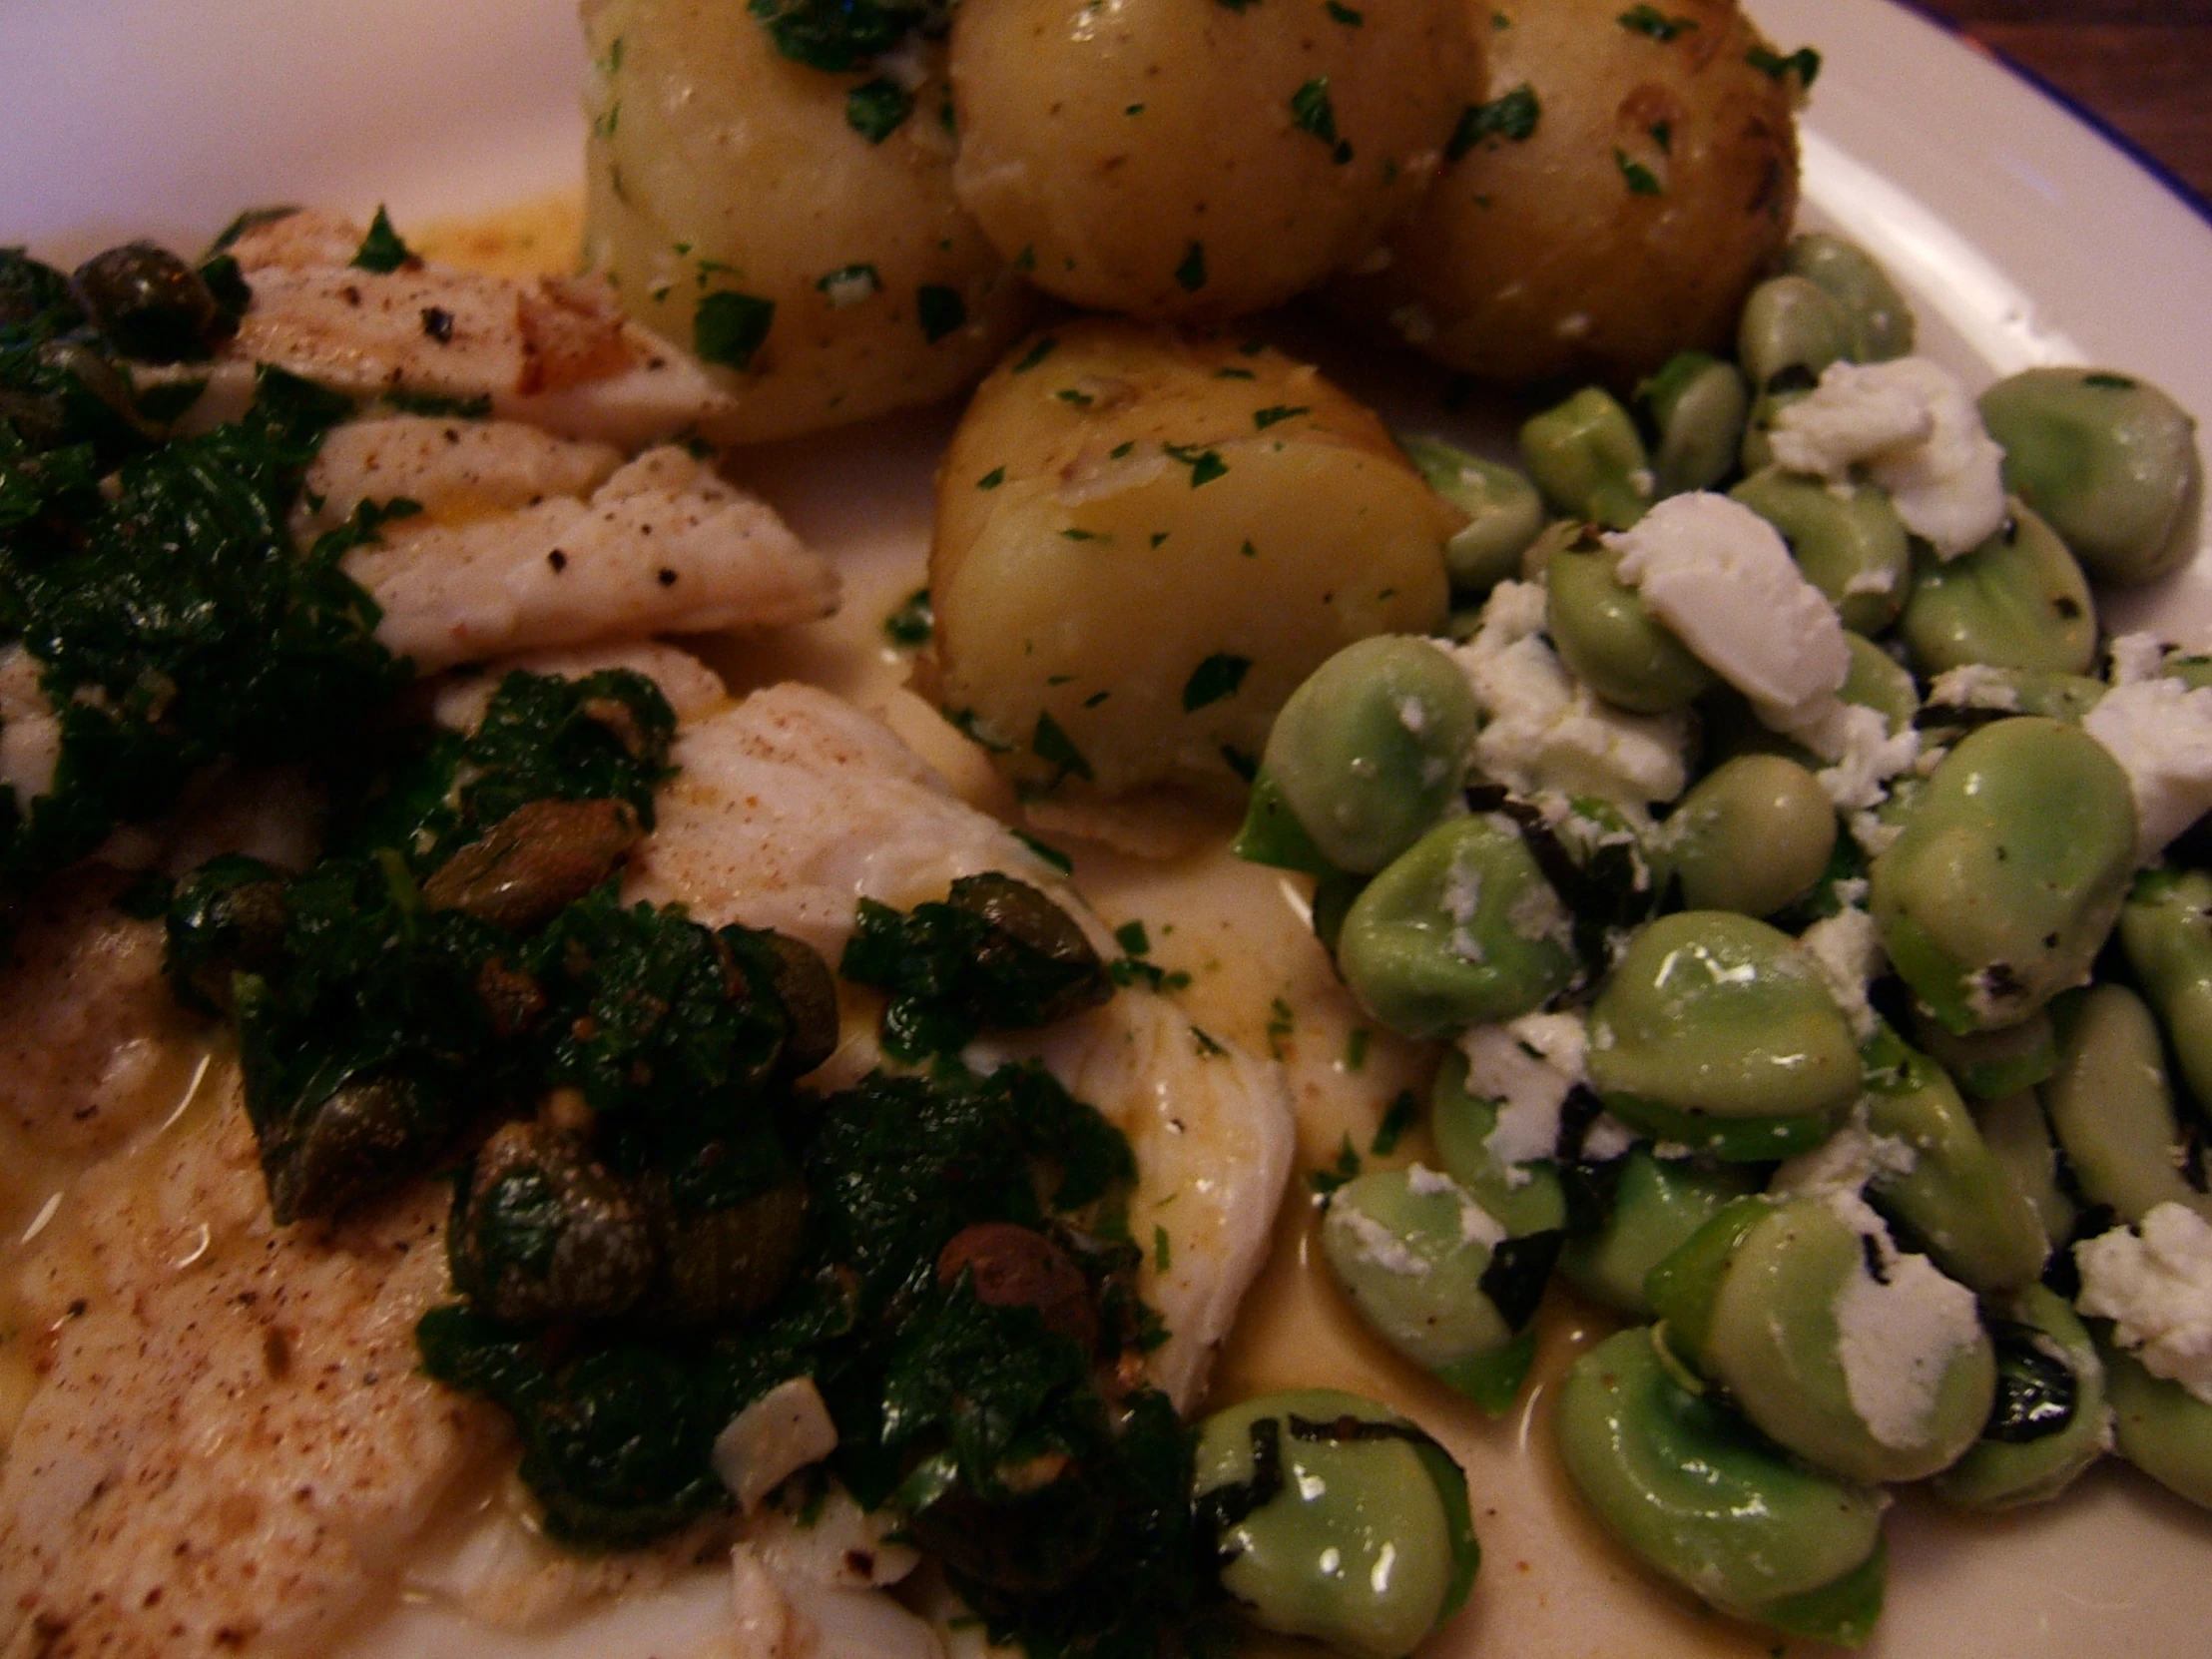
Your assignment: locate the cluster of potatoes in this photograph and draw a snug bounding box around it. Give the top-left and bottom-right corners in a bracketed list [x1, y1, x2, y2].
[583, 0, 1813, 809]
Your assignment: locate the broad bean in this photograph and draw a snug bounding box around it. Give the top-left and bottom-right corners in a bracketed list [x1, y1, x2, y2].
[1544, 534, 1714, 715]
[1429, 1050, 1569, 1239]
[2103, 1344, 2212, 1512]
[1194, 1388, 1477, 1659]
[1934, 1285, 2107, 1510]
[1976, 1088, 2077, 1251]
[1519, 387, 1651, 530]
[1899, 505, 2097, 678]
[1660, 755, 1837, 919]
[1252, 637, 1478, 875]
[1870, 718, 2136, 1034]
[1587, 912, 1862, 1159]
[1783, 233, 1915, 363]
[1979, 367, 2203, 588]
[1554, 1326, 1888, 1645]
[1639, 351, 1750, 497]
[1730, 467, 1912, 635]
[1557, 1149, 1758, 1319]
[2040, 984, 2212, 1226]
[2119, 866, 2212, 1116]
[1909, 1007, 2058, 1099]
[1401, 435, 1547, 598]
[1337, 816, 1579, 1039]
[1737, 275, 1851, 396]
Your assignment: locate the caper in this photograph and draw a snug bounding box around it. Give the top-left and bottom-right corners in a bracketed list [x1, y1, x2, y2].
[1194, 1389, 1476, 1659]
[1543, 535, 1714, 715]
[1400, 434, 1547, 598]
[251, 1061, 448, 1225]
[907, 1460, 1113, 1597]
[2119, 866, 2212, 1118]
[70, 240, 232, 362]
[1860, 1027, 2050, 1293]
[1899, 504, 2098, 678]
[1253, 637, 1478, 876]
[422, 797, 644, 932]
[643, 1170, 810, 1327]
[451, 1120, 656, 1324]
[1320, 1166, 1551, 1412]
[1638, 351, 1750, 497]
[1519, 387, 1652, 530]
[1783, 234, 1915, 362]
[1556, 1149, 1759, 1319]
[937, 1221, 1100, 1354]
[2040, 984, 2212, 1226]
[1979, 367, 2202, 587]
[1586, 912, 1861, 1160]
[164, 852, 289, 1014]
[2103, 1342, 2212, 1511]
[1869, 717, 2135, 1033]
[1659, 755, 1837, 918]
[1554, 1327, 1888, 1644]
[1933, 1285, 2107, 1510]
[1738, 276, 1851, 396]
[1730, 467, 1912, 635]
[1649, 1194, 1995, 1483]
[1336, 816, 1578, 1040]
[944, 871, 1113, 1026]
[757, 928, 838, 1082]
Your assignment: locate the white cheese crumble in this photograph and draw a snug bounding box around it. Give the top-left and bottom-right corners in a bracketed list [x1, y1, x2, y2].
[1403, 1163, 1508, 1248]
[2081, 676, 2212, 863]
[1834, 1248, 1986, 1450]
[1798, 906, 1888, 1040]
[1441, 844, 1486, 963]
[1445, 584, 1688, 805]
[1770, 696, 1922, 813]
[713, 1376, 840, 1512]
[1580, 1112, 1639, 1163]
[1769, 357, 2009, 558]
[1926, 662, 2024, 712]
[1772, 1116, 1920, 1213]
[1335, 1203, 1432, 1277]
[1604, 492, 1851, 720]
[2107, 632, 2173, 688]
[2075, 1203, 2212, 1404]
[1459, 1012, 1590, 1182]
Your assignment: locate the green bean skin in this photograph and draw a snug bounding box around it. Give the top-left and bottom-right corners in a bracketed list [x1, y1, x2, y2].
[1544, 536, 1714, 715]
[1337, 816, 1579, 1039]
[1260, 636, 1479, 875]
[1934, 1285, 2107, 1511]
[1862, 1031, 2050, 1294]
[1320, 1167, 1518, 1376]
[1401, 434, 1548, 599]
[1840, 632, 1922, 734]
[1661, 1195, 1996, 1484]
[1661, 755, 1837, 919]
[1554, 1327, 1887, 1640]
[1730, 467, 1912, 635]
[1975, 1088, 2077, 1252]
[1979, 367, 2203, 588]
[1640, 351, 1751, 497]
[1588, 911, 1862, 1137]
[1558, 1150, 1759, 1319]
[2040, 984, 2212, 1226]
[1870, 718, 2136, 1034]
[2103, 1343, 2212, 1512]
[1784, 233, 1916, 363]
[1430, 1051, 1569, 1238]
[1737, 276, 1851, 397]
[1194, 1389, 1475, 1659]
[1899, 505, 2098, 678]
[1909, 1007, 2058, 1099]
[1519, 387, 1652, 531]
[2119, 866, 2212, 1119]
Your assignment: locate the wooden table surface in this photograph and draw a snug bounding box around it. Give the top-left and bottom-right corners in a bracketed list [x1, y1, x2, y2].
[1907, 0, 2212, 209]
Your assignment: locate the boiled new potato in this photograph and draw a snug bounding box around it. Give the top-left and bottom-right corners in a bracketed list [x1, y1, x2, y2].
[930, 320, 1454, 802]
[1332, 0, 1803, 388]
[948, 0, 1476, 321]
[583, 0, 1037, 443]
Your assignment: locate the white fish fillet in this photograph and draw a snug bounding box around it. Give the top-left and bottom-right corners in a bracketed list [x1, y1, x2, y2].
[625, 683, 1295, 1408]
[223, 212, 738, 451]
[297, 416, 626, 540]
[344, 446, 838, 673]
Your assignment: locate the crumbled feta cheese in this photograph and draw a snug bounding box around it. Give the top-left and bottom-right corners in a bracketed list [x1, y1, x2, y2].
[1799, 906, 1887, 1040]
[1446, 582, 1689, 805]
[1605, 493, 1851, 719]
[1835, 1247, 1986, 1449]
[1926, 662, 2024, 712]
[1850, 809, 1903, 857]
[1335, 1203, 1432, 1277]
[1580, 1112, 1639, 1163]
[1773, 1117, 1920, 1212]
[2108, 632, 2173, 688]
[714, 1377, 840, 1512]
[1460, 1012, 1590, 1181]
[1402, 1164, 1508, 1249]
[1770, 697, 1921, 813]
[2075, 1203, 2212, 1404]
[1441, 844, 1486, 963]
[1506, 873, 1573, 949]
[1770, 357, 2009, 558]
[2082, 677, 2212, 863]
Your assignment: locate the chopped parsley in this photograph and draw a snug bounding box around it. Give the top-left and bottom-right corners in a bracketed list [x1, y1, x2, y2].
[1290, 77, 1355, 165]
[693, 289, 776, 370]
[916, 283, 966, 343]
[975, 465, 1006, 489]
[846, 77, 912, 143]
[1746, 43, 1822, 86]
[1032, 711, 1094, 783]
[1371, 1089, 1419, 1155]
[1253, 404, 1309, 429]
[1447, 84, 1541, 159]
[1010, 334, 1057, 372]
[1174, 240, 1208, 293]
[1182, 653, 1252, 713]
[1309, 1132, 1362, 1196]
[1618, 5, 1697, 42]
[1326, 1, 1363, 22]
[1163, 443, 1228, 486]
[883, 586, 933, 647]
[1616, 149, 1665, 195]
[350, 206, 415, 274]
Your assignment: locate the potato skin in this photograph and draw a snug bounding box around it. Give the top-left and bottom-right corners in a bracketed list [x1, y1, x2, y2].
[948, 0, 1476, 322]
[930, 320, 1454, 803]
[583, 0, 1037, 444]
[1331, 0, 1801, 389]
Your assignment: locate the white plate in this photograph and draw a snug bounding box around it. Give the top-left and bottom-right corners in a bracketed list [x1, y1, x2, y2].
[3, 3, 2210, 1657]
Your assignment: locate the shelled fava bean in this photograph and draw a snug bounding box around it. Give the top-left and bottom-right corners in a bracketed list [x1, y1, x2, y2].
[1234, 229, 2212, 1646]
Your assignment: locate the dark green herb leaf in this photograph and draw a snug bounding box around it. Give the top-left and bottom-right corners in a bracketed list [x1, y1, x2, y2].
[883, 585, 933, 646]
[1371, 1088, 1418, 1155]
[1618, 5, 1697, 42]
[351, 207, 416, 275]
[1446, 84, 1541, 159]
[1745, 43, 1821, 86]
[1032, 712, 1093, 783]
[694, 290, 776, 370]
[1181, 653, 1251, 713]
[1616, 149, 1664, 195]
[846, 77, 913, 143]
[917, 284, 966, 343]
[1174, 241, 1208, 293]
[1252, 404, 1308, 430]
